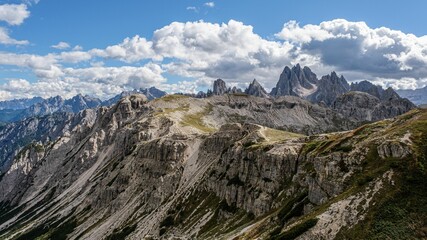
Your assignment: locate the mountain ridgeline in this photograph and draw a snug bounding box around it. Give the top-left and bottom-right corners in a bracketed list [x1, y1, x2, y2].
[0, 87, 167, 123]
[0, 64, 425, 240]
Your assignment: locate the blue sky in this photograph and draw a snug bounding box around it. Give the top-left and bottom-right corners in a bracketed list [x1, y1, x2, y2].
[0, 0, 427, 100]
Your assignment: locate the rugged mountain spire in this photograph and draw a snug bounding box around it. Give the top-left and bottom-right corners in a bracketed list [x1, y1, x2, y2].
[308, 71, 350, 106]
[212, 79, 228, 95]
[270, 64, 318, 97]
[245, 79, 269, 98]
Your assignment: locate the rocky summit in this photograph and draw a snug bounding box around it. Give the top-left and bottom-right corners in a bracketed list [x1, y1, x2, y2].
[245, 79, 269, 98]
[0, 65, 425, 240]
[270, 64, 318, 97]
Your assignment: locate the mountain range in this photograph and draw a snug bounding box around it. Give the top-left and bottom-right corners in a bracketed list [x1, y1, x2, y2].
[0, 87, 167, 123]
[397, 86, 427, 106]
[0, 65, 425, 239]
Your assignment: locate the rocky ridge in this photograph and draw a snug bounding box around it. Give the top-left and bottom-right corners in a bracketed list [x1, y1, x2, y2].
[0, 87, 167, 123]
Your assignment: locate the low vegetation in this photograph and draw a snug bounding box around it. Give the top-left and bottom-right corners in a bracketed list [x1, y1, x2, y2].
[181, 104, 215, 133]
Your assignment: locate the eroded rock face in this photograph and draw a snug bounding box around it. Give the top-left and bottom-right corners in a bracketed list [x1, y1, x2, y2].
[332, 90, 416, 122]
[333, 91, 381, 122]
[212, 79, 228, 95]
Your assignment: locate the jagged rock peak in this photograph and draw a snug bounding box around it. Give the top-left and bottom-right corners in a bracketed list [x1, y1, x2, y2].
[350, 80, 385, 100]
[382, 87, 401, 101]
[245, 79, 269, 98]
[140, 87, 167, 100]
[115, 94, 149, 115]
[350, 80, 406, 102]
[308, 72, 350, 106]
[270, 64, 318, 97]
[213, 79, 228, 95]
[229, 86, 243, 94]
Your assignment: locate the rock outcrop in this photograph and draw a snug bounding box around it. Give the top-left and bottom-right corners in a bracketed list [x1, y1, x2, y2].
[212, 79, 228, 95]
[245, 79, 269, 98]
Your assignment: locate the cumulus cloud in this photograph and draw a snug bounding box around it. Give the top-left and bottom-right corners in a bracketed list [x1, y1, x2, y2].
[59, 51, 92, 63]
[204, 2, 215, 8]
[276, 19, 427, 82]
[91, 35, 157, 62]
[0, 63, 167, 100]
[0, 52, 57, 73]
[0, 4, 30, 25]
[63, 63, 166, 89]
[0, 4, 30, 45]
[52, 41, 71, 50]
[151, 20, 293, 88]
[0, 27, 28, 45]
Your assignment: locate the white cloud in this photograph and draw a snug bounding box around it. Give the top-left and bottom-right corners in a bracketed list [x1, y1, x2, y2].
[151, 20, 293, 88]
[276, 19, 427, 80]
[0, 4, 30, 45]
[0, 63, 167, 100]
[370, 77, 427, 90]
[73, 45, 83, 51]
[275, 20, 333, 43]
[59, 51, 92, 63]
[91, 35, 157, 62]
[63, 63, 166, 89]
[52, 41, 71, 50]
[0, 27, 28, 45]
[0, 4, 30, 25]
[204, 2, 215, 8]
[186, 6, 198, 12]
[0, 52, 57, 70]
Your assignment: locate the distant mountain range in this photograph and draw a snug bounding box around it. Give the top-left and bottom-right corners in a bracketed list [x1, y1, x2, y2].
[396, 86, 427, 106]
[0, 87, 167, 123]
[202, 64, 415, 121]
[0, 65, 419, 127]
[0, 97, 44, 110]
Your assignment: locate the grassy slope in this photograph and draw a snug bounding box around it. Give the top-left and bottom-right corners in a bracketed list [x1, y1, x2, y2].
[335, 109, 427, 239]
[243, 109, 427, 239]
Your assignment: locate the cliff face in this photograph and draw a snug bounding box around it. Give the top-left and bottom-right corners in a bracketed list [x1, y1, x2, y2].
[0, 94, 425, 240]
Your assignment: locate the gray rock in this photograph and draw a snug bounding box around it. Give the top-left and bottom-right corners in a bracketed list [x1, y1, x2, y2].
[245, 79, 269, 98]
[270, 64, 318, 97]
[213, 79, 228, 95]
[308, 72, 350, 106]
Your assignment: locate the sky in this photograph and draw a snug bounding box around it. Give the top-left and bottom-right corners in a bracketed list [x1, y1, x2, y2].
[0, 0, 427, 100]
